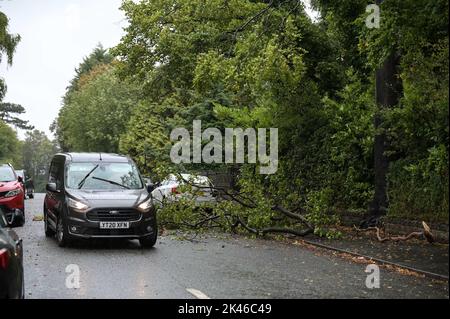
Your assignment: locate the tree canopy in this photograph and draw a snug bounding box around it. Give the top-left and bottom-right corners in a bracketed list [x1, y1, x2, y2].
[53, 0, 449, 235]
[21, 130, 59, 192]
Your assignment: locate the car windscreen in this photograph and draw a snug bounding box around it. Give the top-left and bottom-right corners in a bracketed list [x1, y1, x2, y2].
[66, 162, 143, 190]
[0, 166, 16, 182]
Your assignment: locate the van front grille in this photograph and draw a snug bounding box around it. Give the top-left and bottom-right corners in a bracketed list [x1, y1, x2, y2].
[86, 210, 141, 222]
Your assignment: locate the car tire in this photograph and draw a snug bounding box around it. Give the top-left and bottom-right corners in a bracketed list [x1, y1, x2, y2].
[10, 210, 25, 227]
[20, 274, 25, 299]
[44, 208, 56, 237]
[29, 193, 34, 199]
[139, 221, 158, 248]
[56, 215, 72, 247]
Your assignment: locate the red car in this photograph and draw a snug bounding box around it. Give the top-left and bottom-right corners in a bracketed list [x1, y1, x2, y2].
[0, 164, 25, 227]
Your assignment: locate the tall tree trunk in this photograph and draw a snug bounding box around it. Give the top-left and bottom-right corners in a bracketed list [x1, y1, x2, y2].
[370, 52, 402, 217]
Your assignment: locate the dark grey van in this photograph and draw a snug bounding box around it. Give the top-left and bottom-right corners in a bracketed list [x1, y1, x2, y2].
[44, 153, 157, 248]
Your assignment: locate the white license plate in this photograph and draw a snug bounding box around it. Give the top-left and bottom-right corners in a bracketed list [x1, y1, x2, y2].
[99, 222, 130, 229]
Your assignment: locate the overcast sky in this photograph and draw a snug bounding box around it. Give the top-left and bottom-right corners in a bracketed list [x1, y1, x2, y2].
[0, 0, 317, 140]
[0, 0, 126, 139]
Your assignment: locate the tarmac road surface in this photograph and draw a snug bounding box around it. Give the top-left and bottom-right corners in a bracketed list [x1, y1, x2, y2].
[15, 194, 449, 299]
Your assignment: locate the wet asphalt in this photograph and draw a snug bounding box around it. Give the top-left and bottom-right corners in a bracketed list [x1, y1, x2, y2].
[15, 194, 448, 299]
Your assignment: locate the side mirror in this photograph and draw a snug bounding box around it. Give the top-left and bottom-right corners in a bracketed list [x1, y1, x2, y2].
[46, 183, 58, 193]
[17, 176, 23, 183]
[146, 183, 156, 193]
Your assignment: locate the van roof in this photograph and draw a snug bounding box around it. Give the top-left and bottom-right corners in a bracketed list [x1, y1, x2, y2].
[56, 153, 131, 163]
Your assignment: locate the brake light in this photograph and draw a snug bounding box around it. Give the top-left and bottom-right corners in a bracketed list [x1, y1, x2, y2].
[0, 249, 10, 269]
[171, 187, 180, 194]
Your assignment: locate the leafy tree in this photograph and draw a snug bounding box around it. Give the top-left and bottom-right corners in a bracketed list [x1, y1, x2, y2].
[313, 0, 449, 220]
[55, 62, 142, 152]
[65, 44, 114, 97]
[0, 120, 22, 167]
[0, 10, 31, 130]
[21, 130, 59, 192]
[53, 0, 448, 238]
[0, 102, 33, 130]
[53, 44, 115, 149]
[119, 101, 171, 177]
[0, 11, 20, 66]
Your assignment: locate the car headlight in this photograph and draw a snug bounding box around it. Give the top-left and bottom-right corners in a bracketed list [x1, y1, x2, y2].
[137, 197, 153, 213]
[4, 188, 22, 198]
[67, 198, 89, 213]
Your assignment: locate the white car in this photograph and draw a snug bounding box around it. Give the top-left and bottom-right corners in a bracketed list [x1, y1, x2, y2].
[151, 174, 216, 207]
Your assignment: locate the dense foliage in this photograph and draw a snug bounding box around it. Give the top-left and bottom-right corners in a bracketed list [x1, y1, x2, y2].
[53, 0, 449, 235]
[0, 9, 26, 168]
[21, 130, 59, 192]
[0, 120, 22, 166]
[53, 45, 142, 152]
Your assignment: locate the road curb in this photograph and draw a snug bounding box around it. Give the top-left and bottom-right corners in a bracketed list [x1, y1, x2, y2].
[301, 239, 449, 281]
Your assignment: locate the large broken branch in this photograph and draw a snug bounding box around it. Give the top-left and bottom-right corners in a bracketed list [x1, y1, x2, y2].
[174, 174, 315, 237]
[236, 216, 313, 237]
[271, 205, 313, 230]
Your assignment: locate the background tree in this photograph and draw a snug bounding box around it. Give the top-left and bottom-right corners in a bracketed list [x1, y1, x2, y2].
[65, 44, 114, 96]
[0, 102, 33, 130]
[52, 45, 140, 152]
[0, 10, 32, 131]
[0, 10, 20, 94]
[0, 120, 22, 167]
[21, 130, 59, 192]
[53, 0, 449, 236]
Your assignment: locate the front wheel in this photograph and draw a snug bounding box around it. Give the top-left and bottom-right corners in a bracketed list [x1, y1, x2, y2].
[56, 216, 73, 247]
[44, 208, 56, 237]
[139, 222, 158, 248]
[19, 273, 25, 299]
[10, 209, 25, 227]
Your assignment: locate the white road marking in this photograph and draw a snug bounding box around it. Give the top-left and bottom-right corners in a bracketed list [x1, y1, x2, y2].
[186, 288, 211, 299]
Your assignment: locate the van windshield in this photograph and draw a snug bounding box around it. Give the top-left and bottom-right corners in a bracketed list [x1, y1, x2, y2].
[66, 162, 143, 190]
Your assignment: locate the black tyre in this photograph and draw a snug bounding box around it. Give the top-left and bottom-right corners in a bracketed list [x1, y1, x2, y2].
[19, 273, 25, 299]
[29, 193, 34, 199]
[139, 221, 158, 248]
[56, 215, 73, 247]
[44, 208, 56, 237]
[10, 210, 25, 227]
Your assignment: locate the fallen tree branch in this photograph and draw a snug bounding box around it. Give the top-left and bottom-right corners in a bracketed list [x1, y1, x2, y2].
[177, 174, 258, 208]
[236, 216, 312, 237]
[271, 205, 313, 230]
[354, 221, 435, 243]
[261, 227, 313, 237]
[173, 174, 316, 238]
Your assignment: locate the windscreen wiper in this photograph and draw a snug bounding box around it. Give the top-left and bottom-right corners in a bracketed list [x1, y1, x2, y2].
[77, 164, 99, 189]
[91, 177, 130, 189]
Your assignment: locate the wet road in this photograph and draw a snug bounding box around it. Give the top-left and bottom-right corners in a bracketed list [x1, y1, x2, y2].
[16, 194, 448, 299]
